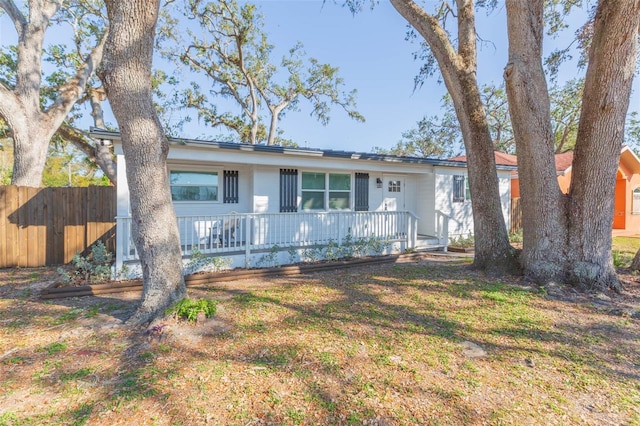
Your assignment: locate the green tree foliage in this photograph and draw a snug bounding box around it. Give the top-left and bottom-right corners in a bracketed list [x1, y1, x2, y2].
[169, 0, 364, 145]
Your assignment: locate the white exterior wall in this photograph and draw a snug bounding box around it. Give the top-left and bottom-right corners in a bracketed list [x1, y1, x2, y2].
[434, 167, 512, 239]
[252, 166, 280, 213]
[416, 173, 436, 235]
[498, 170, 511, 231]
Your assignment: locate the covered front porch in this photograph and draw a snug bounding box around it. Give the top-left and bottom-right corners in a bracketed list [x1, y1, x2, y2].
[114, 210, 449, 276]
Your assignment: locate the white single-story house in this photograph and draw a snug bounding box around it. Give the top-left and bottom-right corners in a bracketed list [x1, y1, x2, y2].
[90, 129, 514, 276]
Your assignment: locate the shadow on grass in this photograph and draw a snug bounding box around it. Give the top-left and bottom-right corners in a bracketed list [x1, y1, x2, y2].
[1, 260, 639, 424]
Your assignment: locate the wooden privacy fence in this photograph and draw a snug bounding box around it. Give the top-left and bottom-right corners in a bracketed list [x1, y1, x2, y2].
[0, 186, 116, 268]
[510, 197, 522, 234]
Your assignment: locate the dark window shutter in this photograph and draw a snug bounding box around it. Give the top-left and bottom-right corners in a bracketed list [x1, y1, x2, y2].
[453, 175, 465, 203]
[354, 173, 369, 211]
[280, 169, 298, 212]
[223, 170, 239, 204]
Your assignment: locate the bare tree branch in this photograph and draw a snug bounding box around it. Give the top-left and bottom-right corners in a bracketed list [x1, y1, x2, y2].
[0, 0, 27, 36]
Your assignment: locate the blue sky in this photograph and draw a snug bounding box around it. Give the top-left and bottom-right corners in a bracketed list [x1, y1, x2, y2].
[1, 1, 638, 154]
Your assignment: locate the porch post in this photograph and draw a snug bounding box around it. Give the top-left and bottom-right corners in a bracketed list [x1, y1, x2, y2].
[114, 216, 125, 279]
[245, 214, 252, 268]
[410, 213, 417, 250]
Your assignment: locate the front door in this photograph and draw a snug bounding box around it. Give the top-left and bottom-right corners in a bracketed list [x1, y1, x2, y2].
[383, 175, 405, 211]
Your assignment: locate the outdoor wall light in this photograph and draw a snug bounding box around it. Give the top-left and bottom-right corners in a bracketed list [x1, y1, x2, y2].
[376, 177, 383, 188]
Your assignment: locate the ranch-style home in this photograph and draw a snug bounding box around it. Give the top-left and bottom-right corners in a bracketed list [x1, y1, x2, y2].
[90, 129, 514, 275]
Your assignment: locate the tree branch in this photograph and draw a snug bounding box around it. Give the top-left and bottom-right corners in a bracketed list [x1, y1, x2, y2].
[45, 25, 109, 126]
[390, 0, 463, 81]
[0, 0, 27, 37]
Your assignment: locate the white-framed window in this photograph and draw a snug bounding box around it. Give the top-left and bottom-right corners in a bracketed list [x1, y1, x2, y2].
[453, 175, 470, 203]
[633, 187, 640, 214]
[388, 180, 402, 193]
[301, 172, 352, 210]
[170, 170, 218, 202]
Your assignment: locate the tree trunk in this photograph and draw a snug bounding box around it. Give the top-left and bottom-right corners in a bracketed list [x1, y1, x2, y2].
[505, 0, 640, 292]
[566, 0, 640, 291]
[7, 114, 52, 187]
[454, 72, 517, 274]
[630, 248, 640, 272]
[504, 0, 568, 283]
[99, 0, 186, 325]
[390, 0, 517, 275]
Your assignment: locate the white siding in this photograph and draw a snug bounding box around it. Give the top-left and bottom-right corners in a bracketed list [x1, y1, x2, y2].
[252, 166, 281, 213]
[435, 168, 474, 238]
[416, 172, 435, 235]
[369, 173, 384, 211]
[434, 167, 512, 239]
[498, 170, 511, 231]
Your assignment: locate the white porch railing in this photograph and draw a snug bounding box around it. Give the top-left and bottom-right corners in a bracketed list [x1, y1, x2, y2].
[115, 211, 423, 272]
[435, 210, 450, 251]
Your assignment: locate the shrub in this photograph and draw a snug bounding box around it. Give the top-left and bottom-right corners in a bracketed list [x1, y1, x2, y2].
[449, 233, 475, 248]
[166, 298, 217, 322]
[58, 241, 113, 285]
[184, 247, 232, 275]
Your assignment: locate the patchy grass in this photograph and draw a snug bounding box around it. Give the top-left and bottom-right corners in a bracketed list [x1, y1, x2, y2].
[612, 236, 640, 268]
[0, 258, 639, 425]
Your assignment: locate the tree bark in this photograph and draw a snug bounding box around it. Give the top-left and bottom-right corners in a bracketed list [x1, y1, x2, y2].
[504, 0, 568, 283]
[391, 0, 517, 275]
[566, 0, 640, 291]
[99, 0, 186, 325]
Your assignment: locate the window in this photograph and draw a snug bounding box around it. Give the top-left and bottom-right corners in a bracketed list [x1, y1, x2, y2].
[354, 173, 369, 211]
[170, 171, 218, 201]
[633, 187, 640, 214]
[223, 170, 239, 204]
[301, 172, 352, 211]
[280, 169, 298, 212]
[329, 173, 351, 209]
[453, 175, 466, 203]
[301, 172, 326, 210]
[388, 180, 402, 193]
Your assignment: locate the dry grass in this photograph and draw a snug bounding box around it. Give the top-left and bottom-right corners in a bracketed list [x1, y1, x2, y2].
[1, 255, 639, 425]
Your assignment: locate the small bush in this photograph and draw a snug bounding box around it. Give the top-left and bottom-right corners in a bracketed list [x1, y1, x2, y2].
[449, 233, 475, 248]
[58, 241, 113, 285]
[184, 247, 232, 275]
[166, 298, 217, 322]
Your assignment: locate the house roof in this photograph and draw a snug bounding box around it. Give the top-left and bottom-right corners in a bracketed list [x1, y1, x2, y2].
[554, 151, 574, 173]
[89, 128, 518, 171]
[449, 152, 518, 167]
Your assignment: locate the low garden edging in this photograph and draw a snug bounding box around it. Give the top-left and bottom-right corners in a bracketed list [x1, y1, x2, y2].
[40, 252, 450, 300]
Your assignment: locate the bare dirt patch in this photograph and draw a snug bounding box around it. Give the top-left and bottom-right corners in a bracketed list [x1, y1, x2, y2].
[1, 257, 639, 425]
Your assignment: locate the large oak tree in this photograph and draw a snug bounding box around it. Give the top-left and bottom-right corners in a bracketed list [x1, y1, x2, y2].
[505, 0, 640, 290]
[98, 0, 186, 325]
[388, 0, 518, 274]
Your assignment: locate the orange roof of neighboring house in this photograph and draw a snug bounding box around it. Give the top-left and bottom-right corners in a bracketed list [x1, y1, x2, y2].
[449, 151, 573, 174]
[554, 151, 574, 173]
[448, 152, 518, 167]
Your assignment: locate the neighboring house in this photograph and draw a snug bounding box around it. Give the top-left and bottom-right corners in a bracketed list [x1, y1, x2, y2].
[553, 148, 640, 232]
[456, 148, 640, 233]
[90, 129, 514, 275]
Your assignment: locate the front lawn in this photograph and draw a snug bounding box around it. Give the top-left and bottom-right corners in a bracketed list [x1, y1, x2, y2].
[0, 258, 638, 425]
